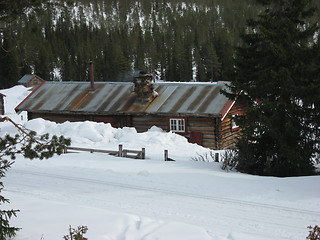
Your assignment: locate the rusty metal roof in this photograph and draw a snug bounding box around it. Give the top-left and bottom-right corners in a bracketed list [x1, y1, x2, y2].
[16, 81, 232, 117]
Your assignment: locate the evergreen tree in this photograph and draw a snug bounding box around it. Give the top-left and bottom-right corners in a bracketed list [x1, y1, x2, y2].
[0, 119, 71, 239]
[34, 42, 53, 81]
[0, 36, 20, 88]
[202, 42, 221, 82]
[226, 0, 319, 177]
[0, 159, 20, 239]
[0, 0, 43, 21]
[3, 0, 318, 83]
[133, 25, 146, 70]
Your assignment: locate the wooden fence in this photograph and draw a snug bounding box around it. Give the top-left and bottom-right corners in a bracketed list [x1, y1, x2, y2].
[65, 145, 177, 161]
[65, 144, 145, 159]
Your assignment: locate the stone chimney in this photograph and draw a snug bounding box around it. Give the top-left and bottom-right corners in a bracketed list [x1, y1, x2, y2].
[133, 71, 157, 103]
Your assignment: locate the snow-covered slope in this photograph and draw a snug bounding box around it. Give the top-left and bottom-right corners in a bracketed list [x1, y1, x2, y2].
[0, 86, 319, 240]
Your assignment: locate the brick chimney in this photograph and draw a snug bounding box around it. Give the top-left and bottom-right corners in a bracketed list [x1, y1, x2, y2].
[133, 71, 157, 103]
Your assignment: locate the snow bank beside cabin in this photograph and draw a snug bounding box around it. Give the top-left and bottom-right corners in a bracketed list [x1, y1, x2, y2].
[23, 119, 212, 161]
[0, 85, 30, 123]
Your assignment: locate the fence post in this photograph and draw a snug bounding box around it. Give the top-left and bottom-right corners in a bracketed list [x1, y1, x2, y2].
[118, 144, 123, 157]
[123, 150, 127, 158]
[215, 152, 219, 162]
[141, 148, 145, 159]
[164, 150, 168, 161]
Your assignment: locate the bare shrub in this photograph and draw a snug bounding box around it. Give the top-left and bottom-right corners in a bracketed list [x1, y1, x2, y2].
[307, 225, 320, 240]
[221, 149, 238, 171]
[191, 151, 219, 162]
[63, 225, 88, 240]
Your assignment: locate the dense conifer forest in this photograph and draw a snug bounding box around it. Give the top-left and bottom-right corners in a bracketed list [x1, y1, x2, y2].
[0, 0, 319, 88]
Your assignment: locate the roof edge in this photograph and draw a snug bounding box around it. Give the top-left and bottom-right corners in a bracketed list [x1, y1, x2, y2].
[15, 80, 46, 113]
[220, 99, 236, 121]
[24, 110, 221, 118]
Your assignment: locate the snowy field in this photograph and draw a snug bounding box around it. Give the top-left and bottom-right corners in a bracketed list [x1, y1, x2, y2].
[0, 86, 319, 240]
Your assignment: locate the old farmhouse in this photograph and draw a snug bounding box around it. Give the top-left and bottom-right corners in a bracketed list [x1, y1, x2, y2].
[15, 74, 243, 149]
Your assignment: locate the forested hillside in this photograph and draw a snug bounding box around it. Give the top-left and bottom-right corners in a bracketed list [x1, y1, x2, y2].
[0, 0, 319, 87]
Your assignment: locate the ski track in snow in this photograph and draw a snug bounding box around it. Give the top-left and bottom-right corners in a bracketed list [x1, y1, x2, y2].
[6, 162, 319, 240]
[10, 169, 320, 217]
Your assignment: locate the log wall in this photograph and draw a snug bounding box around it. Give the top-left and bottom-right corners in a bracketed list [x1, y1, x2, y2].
[220, 101, 244, 149]
[187, 116, 219, 149]
[132, 115, 220, 149]
[29, 112, 90, 123]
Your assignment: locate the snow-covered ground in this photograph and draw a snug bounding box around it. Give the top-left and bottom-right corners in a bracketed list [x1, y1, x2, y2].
[0, 86, 319, 240]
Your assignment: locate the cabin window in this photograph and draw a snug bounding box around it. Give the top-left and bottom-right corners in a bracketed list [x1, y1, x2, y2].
[231, 114, 239, 130]
[169, 118, 186, 133]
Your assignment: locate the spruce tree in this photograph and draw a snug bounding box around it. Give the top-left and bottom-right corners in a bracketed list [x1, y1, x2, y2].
[227, 0, 319, 176]
[0, 36, 20, 88]
[0, 0, 43, 21]
[0, 121, 71, 238]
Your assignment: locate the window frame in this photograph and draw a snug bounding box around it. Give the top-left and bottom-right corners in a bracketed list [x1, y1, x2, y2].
[168, 117, 187, 134]
[231, 114, 240, 130]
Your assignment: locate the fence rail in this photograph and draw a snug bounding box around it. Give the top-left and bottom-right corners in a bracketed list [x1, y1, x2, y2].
[66, 145, 145, 159]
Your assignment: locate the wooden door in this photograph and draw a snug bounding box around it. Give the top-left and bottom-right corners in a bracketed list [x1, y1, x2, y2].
[189, 132, 203, 145]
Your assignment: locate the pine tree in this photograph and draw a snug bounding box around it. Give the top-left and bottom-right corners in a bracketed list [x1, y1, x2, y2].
[0, 159, 20, 239]
[34, 42, 53, 81]
[0, 35, 20, 88]
[0, 120, 71, 239]
[0, 0, 43, 21]
[226, 0, 319, 177]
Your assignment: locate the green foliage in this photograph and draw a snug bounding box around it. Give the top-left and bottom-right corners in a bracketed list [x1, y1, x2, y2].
[0, 159, 20, 240]
[0, 0, 318, 84]
[226, 0, 319, 177]
[0, 0, 265, 84]
[63, 225, 88, 240]
[0, 0, 43, 20]
[0, 127, 71, 239]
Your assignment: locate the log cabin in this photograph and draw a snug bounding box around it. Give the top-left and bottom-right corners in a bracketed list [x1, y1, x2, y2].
[15, 73, 243, 149]
[18, 74, 45, 89]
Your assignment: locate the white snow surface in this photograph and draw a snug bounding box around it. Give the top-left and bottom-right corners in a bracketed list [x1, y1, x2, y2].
[0, 86, 319, 240]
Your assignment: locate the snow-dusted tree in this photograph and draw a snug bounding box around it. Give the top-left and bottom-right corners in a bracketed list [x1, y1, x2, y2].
[0, 122, 71, 239]
[225, 0, 320, 176]
[0, 0, 43, 20]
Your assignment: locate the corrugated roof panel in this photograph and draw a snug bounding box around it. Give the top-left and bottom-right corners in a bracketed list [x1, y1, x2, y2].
[18, 74, 34, 83]
[196, 86, 221, 114]
[167, 86, 197, 113]
[108, 85, 134, 112]
[204, 91, 229, 115]
[16, 81, 231, 117]
[53, 84, 84, 111]
[103, 84, 132, 112]
[175, 86, 198, 114]
[48, 84, 81, 111]
[152, 85, 180, 113]
[144, 85, 170, 113]
[183, 85, 211, 114]
[94, 84, 124, 112]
